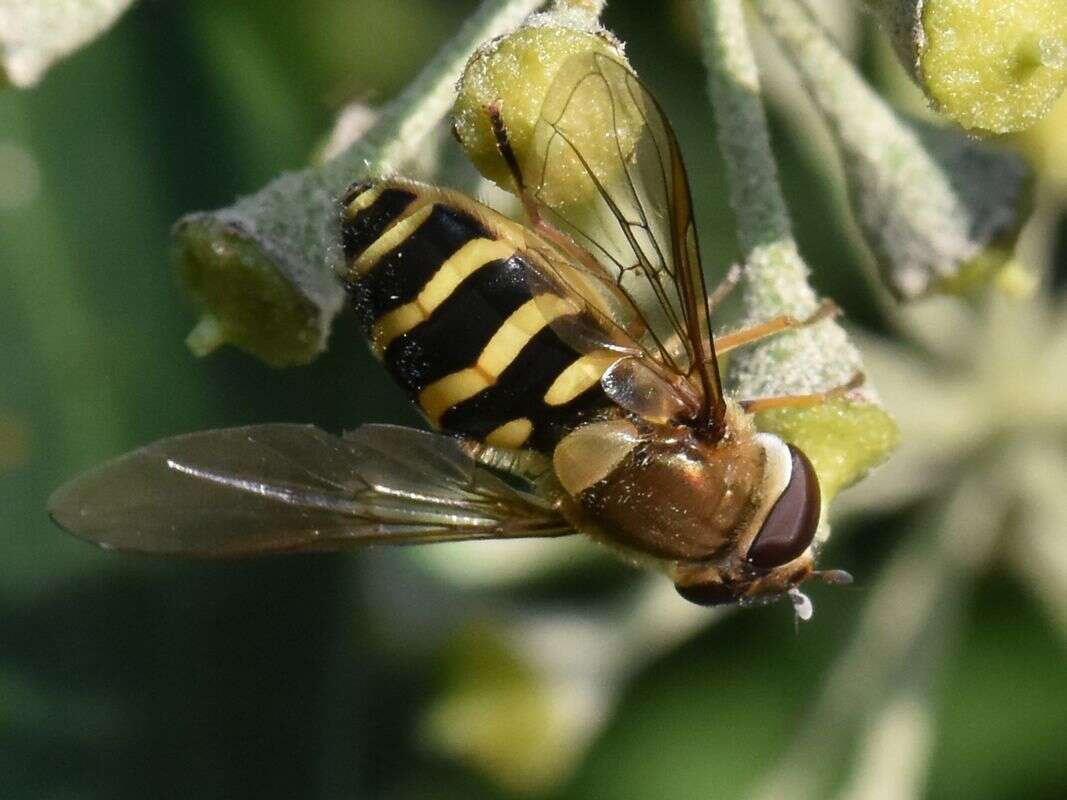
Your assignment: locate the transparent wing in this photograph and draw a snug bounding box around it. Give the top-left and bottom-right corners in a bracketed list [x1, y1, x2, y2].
[48, 424, 570, 556]
[522, 50, 725, 433]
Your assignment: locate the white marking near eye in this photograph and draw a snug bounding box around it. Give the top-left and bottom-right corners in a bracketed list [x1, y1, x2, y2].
[742, 433, 794, 547]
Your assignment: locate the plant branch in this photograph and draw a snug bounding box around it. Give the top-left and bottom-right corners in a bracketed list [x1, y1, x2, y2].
[325, 0, 549, 183]
[700, 0, 793, 255]
[174, 0, 547, 366]
[752, 0, 1032, 300]
[698, 0, 862, 396]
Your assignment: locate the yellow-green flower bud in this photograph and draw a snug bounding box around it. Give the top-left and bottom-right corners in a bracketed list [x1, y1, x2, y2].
[174, 210, 335, 368]
[868, 0, 1067, 133]
[756, 401, 901, 505]
[452, 13, 633, 204]
[422, 622, 590, 794]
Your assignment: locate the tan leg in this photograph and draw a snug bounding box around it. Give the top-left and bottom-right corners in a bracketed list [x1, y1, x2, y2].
[485, 102, 606, 273]
[486, 102, 540, 221]
[715, 299, 840, 355]
[708, 263, 742, 312]
[739, 372, 865, 413]
[486, 101, 646, 346]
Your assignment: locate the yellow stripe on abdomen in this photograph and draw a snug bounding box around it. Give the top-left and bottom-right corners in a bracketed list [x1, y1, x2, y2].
[344, 184, 385, 215]
[352, 202, 434, 275]
[484, 418, 533, 448]
[370, 238, 515, 351]
[543, 350, 619, 406]
[419, 367, 493, 424]
[419, 294, 575, 424]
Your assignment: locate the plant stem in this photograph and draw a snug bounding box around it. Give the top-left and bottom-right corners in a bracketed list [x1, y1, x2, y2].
[327, 0, 548, 182]
[174, 0, 547, 366]
[697, 0, 891, 519]
[699, 0, 862, 396]
[699, 0, 816, 320]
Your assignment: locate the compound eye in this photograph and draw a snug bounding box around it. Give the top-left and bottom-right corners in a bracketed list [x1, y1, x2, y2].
[746, 445, 821, 569]
[675, 581, 739, 607]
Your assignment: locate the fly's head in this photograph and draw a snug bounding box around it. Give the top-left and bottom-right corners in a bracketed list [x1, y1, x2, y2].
[672, 432, 851, 620]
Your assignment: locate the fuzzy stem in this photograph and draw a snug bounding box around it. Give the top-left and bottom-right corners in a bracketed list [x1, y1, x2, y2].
[699, 0, 819, 327]
[700, 0, 798, 268]
[698, 0, 862, 394]
[334, 0, 547, 182]
[698, 0, 891, 517]
[549, 0, 607, 15]
[174, 0, 546, 366]
[860, 0, 924, 80]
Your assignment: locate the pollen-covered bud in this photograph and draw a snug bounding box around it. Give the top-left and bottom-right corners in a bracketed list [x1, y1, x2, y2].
[452, 11, 634, 204]
[867, 0, 1067, 134]
[754, 0, 1034, 299]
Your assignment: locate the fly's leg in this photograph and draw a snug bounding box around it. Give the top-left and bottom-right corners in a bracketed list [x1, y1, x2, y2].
[707, 263, 742, 312]
[715, 299, 840, 355]
[485, 103, 608, 275]
[485, 102, 540, 222]
[739, 372, 865, 413]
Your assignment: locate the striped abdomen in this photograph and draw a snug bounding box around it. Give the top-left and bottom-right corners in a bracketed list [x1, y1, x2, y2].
[340, 179, 615, 452]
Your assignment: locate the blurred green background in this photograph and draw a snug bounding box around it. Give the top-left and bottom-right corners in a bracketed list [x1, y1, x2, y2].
[2, 1, 1066, 798]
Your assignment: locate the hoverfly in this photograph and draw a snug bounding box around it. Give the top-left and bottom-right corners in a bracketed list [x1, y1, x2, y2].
[50, 51, 858, 617]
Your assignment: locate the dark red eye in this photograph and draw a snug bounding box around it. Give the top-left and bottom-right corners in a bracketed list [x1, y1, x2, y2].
[746, 445, 821, 569]
[675, 581, 738, 607]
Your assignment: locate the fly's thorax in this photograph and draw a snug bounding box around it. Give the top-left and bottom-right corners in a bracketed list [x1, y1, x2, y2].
[551, 413, 825, 608]
[552, 418, 768, 562]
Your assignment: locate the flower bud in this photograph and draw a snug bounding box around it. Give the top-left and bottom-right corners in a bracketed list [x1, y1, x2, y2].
[174, 193, 342, 368]
[422, 621, 602, 793]
[452, 12, 633, 204]
[867, 0, 1067, 133]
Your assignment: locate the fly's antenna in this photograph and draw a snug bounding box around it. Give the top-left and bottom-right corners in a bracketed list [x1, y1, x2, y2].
[812, 569, 854, 586]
